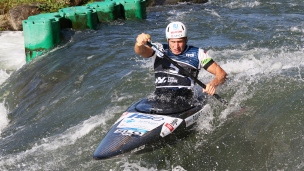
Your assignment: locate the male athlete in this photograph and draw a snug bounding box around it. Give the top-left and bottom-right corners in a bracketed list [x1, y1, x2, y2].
[134, 21, 227, 102]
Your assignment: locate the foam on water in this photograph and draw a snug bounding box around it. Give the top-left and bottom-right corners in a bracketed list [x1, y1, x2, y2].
[196, 104, 215, 133]
[0, 69, 10, 86]
[207, 47, 304, 79]
[0, 105, 122, 170]
[0, 31, 26, 71]
[209, 0, 261, 8]
[0, 31, 26, 138]
[194, 46, 304, 140]
[0, 102, 9, 136]
[116, 159, 187, 171]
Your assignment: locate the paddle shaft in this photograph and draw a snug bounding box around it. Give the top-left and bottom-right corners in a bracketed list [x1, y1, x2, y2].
[146, 42, 228, 106]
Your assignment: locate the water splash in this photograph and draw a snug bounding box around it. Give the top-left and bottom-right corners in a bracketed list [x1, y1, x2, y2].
[0, 106, 120, 170]
[0, 70, 10, 86]
[0, 31, 26, 71]
[0, 102, 9, 136]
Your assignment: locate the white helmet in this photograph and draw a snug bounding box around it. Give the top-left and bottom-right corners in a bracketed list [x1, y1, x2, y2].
[166, 22, 187, 40]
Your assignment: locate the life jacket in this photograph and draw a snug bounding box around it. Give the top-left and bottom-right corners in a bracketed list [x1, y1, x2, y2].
[154, 44, 200, 90]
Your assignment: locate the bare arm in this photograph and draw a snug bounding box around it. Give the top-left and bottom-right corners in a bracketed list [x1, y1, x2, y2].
[206, 62, 227, 86]
[203, 62, 227, 95]
[134, 33, 154, 58]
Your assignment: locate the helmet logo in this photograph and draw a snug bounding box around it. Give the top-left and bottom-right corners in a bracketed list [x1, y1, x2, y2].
[173, 23, 179, 29]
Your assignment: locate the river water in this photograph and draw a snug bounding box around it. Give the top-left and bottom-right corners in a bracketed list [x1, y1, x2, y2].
[0, 0, 304, 170]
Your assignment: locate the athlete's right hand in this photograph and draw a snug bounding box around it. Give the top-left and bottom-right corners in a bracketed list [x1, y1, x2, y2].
[203, 83, 216, 96]
[136, 33, 151, 47]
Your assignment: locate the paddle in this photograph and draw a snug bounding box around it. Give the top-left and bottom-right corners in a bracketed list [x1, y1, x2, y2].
[146, 41, 229, 107]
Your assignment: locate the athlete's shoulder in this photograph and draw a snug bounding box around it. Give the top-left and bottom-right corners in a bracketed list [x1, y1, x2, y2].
[198, 49, 214, 69]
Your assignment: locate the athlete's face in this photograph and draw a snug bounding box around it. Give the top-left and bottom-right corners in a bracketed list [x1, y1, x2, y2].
[168, 38, 187, 55]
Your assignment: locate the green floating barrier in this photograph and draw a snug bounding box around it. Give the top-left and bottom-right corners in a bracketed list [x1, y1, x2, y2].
[21, 1, 147, 63]
[86, 1, 118, 22]
[124, 0, 146, 20]
[25, 51, 44, 63]
[108, 0, 146, 20]
[59, 6, 99, 30]
[28, 12, 73, 29]
[113, 1, 125, 19]
[22, 17, 60, 63]
[28, 13, 62, 45]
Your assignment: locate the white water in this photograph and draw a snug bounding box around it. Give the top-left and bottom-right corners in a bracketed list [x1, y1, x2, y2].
[0, 31, 26, 72]
[0, 107, 114, 170]
[0, 31, 26, 135]
[0, 102, 9, 135]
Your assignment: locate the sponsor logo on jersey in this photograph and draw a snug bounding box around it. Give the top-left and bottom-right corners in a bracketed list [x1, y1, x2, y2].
[186, 53, 195, 57]
[155, 77, 166, 83]
[167, 77, 178, 83]
[155, 77, 178, 84]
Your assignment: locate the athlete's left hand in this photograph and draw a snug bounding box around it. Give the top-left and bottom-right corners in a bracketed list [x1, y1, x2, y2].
[203, 83, 216, 96]
[136, 33, 151, 46]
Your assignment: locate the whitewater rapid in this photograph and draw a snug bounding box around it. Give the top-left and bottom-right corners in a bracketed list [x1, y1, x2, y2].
[0, 31, 25, 135]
